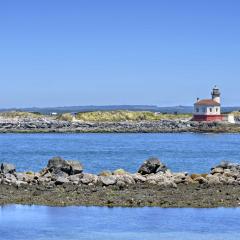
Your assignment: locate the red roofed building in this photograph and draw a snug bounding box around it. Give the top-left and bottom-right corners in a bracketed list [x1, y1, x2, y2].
[193, 86, 224, 121]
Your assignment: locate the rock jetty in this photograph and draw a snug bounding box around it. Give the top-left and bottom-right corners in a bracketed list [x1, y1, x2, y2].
[0, 117, 239, 133]
[1, 157, 240, 207]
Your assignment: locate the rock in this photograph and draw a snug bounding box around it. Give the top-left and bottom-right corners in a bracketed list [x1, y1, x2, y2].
[51, 169, 69, 179]
[223, 171, 238, 179]
[173, 173, 188, 184]
[41, 171, 52, 179]
[55, 176, 69, 185]
[146, 173, 166, 183]
[190, 174, 202, 180]
[206, 174, 221, 185]
[1, 163, 16, 174]
[116, 180, 126, 188]
[15, 180, 28, 187]
[98, 170, 112, 177]
[194, 176, 208, 184]
[68, 174, 82, 184]
[47, 157, 66, 169]
[138, 158, 168, 175]
[131, 173, 146, 182]
[148, 180, 157, 185]
[38, 176, 51, 184]
[81, 173, 98, 185]
[99, 176, 117, 186]
[226, 178, 238, 185]
[211, 167, 224, 174]
[65, 160, 83, 175]
[15, 172, 25, 181]
[115, 174, 135, 185]
[47, 157, 83, 175]
[2, 173, 17, 184]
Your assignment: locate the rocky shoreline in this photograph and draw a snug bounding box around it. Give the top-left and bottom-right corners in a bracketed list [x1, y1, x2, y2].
[1, 157, 240, 207]
[0, 117, 240, 133]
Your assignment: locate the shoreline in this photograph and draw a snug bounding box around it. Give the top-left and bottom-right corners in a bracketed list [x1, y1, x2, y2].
[1, 157, 240, 208]
[0, 118, 240, 133]
[1, 184, 240, 208]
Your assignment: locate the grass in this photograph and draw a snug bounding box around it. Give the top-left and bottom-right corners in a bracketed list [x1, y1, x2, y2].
[74, 110, 191, 122]
[230, 111, 240, 117]
[0, 110, 192, 122]
[0, 111, 44, 119]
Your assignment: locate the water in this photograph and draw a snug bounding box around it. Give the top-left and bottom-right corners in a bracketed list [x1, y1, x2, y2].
[0, 133, 240, 173]
[1, 133, 240, 239]
[0, 205, 239, 240]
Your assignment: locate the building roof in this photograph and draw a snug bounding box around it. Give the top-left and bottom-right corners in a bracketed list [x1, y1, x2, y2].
[195, 99, 220, 106]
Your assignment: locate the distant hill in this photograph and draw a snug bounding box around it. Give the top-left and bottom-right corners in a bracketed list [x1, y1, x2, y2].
[0, 105, 239, 115]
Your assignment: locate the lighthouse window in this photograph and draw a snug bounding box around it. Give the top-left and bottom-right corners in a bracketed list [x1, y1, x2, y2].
[216, 108, 218, 112]
[196, 108, 199, 112]
[210, 108, 212, 112]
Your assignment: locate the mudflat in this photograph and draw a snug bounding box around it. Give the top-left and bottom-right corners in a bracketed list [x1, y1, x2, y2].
[1, 157, 240, 207]
[1, 183, 240, 208]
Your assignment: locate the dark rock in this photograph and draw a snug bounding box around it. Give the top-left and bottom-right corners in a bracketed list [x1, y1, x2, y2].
[47, 157, 83, 175]
[138, 158, 167, 175]
[66, 160, 83, 175]
[1, 163, 16, 174]
[47, 157, 66, 170]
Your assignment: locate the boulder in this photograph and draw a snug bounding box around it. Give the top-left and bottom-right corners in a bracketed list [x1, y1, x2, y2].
[68, 174, 82, 184]
[55, 176, 69, 185]
[2, 173, 17, 184]
[173, 173, 189, 184]
[131, 173, 146, 182]
[99, 176, 117, 186]
[194, 176, 208, 184]
[138, 158, 167, 175]
[115, 174, 135, 185]
[15, 172, 25, 181]
[51, 169, 69, 179]
[1, 163, 16, 174]
[213, 161, 240, 171]
[98, 170, 112, 177]
[146, 173, 166, 183]
[81, 173, 98, 185]
[206, 174, 221, 185]
[65, 160, 83, 175]
[47, 157, 83, 175]
[15, 180, 28, 187]
[211, 167, 224, 175]
[47, 157, 66, 169]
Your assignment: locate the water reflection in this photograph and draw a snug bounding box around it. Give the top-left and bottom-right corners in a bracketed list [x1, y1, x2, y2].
[0, 205, 240, 240]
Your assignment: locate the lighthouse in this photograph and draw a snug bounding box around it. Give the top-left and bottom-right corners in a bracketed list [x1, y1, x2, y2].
[192, 86, 223, 122]
[211, 85, 221, 104]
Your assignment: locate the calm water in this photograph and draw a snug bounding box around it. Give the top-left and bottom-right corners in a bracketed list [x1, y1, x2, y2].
[0, 205, 240, 240]
[1, 133, 240, 239]
[0, 133, 240, 173]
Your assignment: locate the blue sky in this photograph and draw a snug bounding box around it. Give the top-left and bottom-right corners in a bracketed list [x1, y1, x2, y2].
[1, 0, 240, 107]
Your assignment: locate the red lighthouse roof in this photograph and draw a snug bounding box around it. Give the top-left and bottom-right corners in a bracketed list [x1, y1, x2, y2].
[195, 99, 220, 106]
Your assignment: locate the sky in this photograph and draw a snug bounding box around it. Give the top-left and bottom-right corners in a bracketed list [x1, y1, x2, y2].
[0, 0, 240, 108]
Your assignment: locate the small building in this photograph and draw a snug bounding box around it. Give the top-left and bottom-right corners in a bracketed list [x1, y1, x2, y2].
[193, 86, 224, 122]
